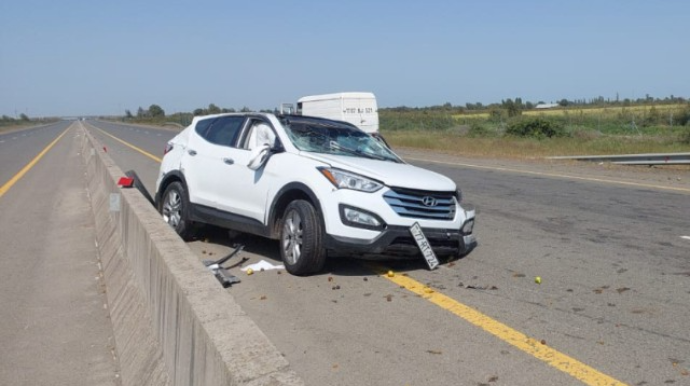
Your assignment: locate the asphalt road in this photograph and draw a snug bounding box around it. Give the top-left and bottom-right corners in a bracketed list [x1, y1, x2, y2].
[89, 120, 690, 385]
[0, 121, 120, 385]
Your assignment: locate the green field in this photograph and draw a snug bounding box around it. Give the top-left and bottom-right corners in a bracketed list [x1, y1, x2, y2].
[381, 103, 690, 159]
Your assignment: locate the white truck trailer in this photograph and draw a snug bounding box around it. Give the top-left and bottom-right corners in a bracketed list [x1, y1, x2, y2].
[296, 92, 379, 134]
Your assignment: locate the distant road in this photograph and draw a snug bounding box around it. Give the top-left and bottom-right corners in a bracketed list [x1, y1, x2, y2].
[82, 120, 690, 385]
[0, 121, 119, 385]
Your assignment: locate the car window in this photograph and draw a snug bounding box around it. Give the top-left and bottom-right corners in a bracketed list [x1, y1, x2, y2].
[199, 116, 245, 147]
[194, 117, 214, 137]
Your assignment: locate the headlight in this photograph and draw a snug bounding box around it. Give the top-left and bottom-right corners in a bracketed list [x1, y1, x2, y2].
[318, 167, 383, 192]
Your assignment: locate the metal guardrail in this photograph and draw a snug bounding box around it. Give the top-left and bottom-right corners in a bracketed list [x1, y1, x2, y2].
[548, 152, 690, 165]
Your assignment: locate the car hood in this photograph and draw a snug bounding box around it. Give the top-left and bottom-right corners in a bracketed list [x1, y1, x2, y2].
[300, 153, 457, 191]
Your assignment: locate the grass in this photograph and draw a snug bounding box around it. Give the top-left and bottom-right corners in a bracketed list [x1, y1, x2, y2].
[383, 129, 690, 159]
[454, 103, 687, 122]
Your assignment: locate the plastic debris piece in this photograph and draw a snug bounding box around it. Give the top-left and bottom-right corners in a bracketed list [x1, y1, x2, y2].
[117, 177, 134, 187]
[240, 260, 285, 272]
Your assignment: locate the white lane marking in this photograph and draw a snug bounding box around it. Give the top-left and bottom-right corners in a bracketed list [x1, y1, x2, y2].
[681, 236, 690, 241]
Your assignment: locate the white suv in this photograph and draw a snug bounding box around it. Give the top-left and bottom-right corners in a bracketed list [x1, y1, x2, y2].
[155, 113, 476, 275]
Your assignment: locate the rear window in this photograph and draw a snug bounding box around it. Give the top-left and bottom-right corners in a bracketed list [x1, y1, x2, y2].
[195, 116, 245, 147]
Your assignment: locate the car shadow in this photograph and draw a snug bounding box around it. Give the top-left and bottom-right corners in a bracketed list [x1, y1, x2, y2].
[192, 225, 473, 278]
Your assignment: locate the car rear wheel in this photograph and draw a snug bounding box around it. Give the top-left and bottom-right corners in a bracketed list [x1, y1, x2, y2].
[280, 200, 326, 276]
[160, 181, 195, 240]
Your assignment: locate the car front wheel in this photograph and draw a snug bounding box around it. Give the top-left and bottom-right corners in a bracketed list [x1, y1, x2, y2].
[280, 200, 326, 276]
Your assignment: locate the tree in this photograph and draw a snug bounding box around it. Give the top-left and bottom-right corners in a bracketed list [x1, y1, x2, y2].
[20, 113, 30, 121]
[193, 108, 205, 116]
[502, 98, 522, 117]
[149, 104, 165, 118]
[137, 107, 146, 117]
[208, 103, 221, 114]
[125, 109, 133, 118]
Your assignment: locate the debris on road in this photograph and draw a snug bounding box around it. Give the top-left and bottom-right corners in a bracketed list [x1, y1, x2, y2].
[535, 276, 542, 284]
[203, 244, 244, 288]
[459, 283, 499, 290]
[240, 259, 285, 273]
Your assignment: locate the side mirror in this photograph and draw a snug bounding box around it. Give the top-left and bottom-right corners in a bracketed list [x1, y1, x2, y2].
[247, 144, 272, 170]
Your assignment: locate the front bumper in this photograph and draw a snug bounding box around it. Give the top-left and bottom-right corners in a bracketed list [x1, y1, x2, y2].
[324, 221, 477, 260]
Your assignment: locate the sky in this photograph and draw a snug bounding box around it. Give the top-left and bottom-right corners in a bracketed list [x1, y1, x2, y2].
[1, 0, 688, 117]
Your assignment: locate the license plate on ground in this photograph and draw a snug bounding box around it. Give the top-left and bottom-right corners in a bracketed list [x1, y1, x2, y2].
[410, 222, 439, 270]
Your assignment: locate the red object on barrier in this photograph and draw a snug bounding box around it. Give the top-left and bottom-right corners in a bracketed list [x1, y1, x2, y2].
[103, 146, 107, 152]
[117, 177, 134, 188]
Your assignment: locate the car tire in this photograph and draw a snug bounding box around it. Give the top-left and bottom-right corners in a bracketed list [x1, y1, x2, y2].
[160, 181, 195, 241]
[280, 200, 327, 276]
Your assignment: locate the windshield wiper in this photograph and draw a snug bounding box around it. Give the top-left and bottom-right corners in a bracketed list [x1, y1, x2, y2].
[328, 141, 390, 161]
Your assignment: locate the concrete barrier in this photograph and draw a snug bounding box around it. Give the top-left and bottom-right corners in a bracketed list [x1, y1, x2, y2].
[80, 123, 305, 386]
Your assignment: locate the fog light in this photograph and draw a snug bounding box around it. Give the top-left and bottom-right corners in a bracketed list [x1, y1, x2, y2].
[461, 219, 474, 235]
[340, 205, 385, 230]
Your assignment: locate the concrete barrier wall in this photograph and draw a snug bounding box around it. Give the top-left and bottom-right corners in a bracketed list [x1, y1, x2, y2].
[80, 124, 304, 386]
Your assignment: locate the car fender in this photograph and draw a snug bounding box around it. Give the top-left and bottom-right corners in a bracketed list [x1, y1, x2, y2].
[267, 182, 324, 238]
[155, 170, 189, 209]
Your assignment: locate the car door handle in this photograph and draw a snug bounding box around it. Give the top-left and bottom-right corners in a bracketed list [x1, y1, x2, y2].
[223, 158, 234, 165]
[188, 149, 197, 156]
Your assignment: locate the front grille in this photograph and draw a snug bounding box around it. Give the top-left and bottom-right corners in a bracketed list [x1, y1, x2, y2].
[383, 187, 456, 220]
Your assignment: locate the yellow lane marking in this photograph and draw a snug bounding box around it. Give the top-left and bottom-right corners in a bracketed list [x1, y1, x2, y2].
[369, 264, 628, 386]
[404, 156, 690, 194]
[92, 125, 162, 163]
[0, 127, 71, 199]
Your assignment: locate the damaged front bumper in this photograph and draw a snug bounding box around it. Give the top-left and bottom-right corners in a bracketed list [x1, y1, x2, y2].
[324, 217, 477, 260]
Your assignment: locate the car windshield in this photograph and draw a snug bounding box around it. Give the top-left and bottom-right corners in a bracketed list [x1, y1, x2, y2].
[280, 117, 401, 163]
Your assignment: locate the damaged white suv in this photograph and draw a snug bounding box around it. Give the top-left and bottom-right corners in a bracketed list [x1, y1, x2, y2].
[155, 113, 476, 275]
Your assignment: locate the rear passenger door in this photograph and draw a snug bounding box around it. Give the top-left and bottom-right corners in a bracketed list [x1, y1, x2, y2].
[181, 115, 246, 207]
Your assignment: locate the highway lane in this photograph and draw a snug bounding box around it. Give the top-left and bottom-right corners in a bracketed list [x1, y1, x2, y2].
[0, 121, 72, 190]
[88, 120, 690, 386]
[0, 122, 119, 385]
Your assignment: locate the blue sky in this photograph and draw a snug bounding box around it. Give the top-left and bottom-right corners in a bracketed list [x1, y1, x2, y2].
[1, 0, 688, 117]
